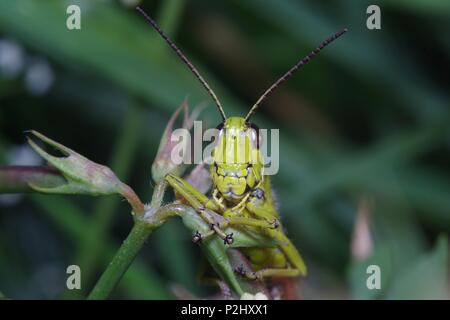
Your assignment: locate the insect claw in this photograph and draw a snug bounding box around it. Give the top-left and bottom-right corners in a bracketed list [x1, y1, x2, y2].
[192, 231, 203, 243]
[251, 188, 264, 200]
[272, 219, 280, 229]
[250, 271, 261, 280]
[224, 233, 234, 245]
[235, 266, 260, 280]
[234, 264, 246, 276]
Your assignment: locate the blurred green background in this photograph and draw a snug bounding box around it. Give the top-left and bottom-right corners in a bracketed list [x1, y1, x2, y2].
[0, 0, 449, 299]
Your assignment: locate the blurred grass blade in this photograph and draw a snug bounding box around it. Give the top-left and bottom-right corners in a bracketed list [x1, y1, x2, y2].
[385, 235, 449, 299]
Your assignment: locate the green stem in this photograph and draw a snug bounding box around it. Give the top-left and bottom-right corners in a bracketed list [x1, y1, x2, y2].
[31, 195, 169, 299]
[87, 221, 155, 300]
[151, 0, 198, 290]
[87, 182, 169, 300]
[86, 0, 188, 299]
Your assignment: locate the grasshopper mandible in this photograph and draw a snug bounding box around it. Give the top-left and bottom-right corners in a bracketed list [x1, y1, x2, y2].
[137, 7, 347, 280]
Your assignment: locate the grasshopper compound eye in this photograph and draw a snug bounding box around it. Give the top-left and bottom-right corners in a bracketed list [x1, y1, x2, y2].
[247, 122, 261, 149]
[215, 122, 224, 131]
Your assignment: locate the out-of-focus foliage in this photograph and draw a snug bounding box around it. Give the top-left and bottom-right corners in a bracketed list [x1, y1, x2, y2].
[0, 0, 449, 299]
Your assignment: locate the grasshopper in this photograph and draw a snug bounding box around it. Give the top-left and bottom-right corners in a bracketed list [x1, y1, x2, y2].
[137, 7, 347, 280]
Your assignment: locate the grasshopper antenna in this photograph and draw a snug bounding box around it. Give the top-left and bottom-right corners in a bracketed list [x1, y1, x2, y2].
[136, 6, 227, 121]
[245, 28, 348, 122]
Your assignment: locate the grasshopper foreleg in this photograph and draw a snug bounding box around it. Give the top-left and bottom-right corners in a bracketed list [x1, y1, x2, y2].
[165, 174, 234, 244]
[224, 215, 280, 230]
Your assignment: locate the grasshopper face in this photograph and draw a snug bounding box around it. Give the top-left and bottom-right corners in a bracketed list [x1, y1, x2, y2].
[211, 117, 263, 203]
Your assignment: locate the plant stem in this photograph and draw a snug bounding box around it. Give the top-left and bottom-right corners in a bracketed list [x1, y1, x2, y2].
[31, 195, 169, 299]
[151, 0, 199, 290]
[87, 181, 169, 299]
[81, 0, 188, 299]
[87, 221, 155, 300]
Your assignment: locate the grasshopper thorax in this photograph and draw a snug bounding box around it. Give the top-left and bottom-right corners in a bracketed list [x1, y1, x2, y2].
[210, 117, 263, 203]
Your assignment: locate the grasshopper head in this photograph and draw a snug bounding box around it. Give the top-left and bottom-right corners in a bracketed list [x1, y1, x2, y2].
[211, 117, 263, 203]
